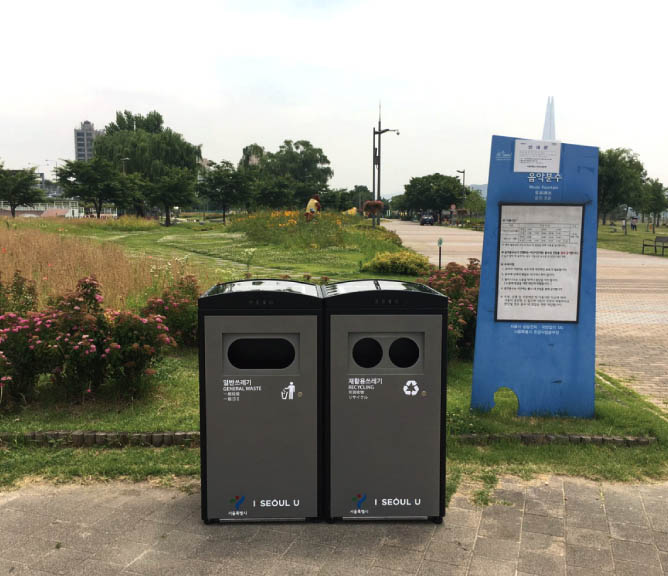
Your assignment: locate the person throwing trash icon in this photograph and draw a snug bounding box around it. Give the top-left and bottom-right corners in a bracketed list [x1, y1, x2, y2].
[281, 382, 296, 400]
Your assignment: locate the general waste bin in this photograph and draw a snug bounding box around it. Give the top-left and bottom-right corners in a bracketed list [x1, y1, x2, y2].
[323, 280, 447, 522]
[199, 280, 322, 522]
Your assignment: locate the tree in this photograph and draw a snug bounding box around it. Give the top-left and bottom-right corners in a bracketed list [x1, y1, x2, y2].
[198, 160, 247, 224]
[146, 167, 196, 226]
[463, 189, 486, 218]
[598, 148, 646, 224]
[104, 110, 164, 134]
[319, 188, 347, 211]
[644, 178, 667, 228]
[403, 173, 465, 220]
[56, 158, 123, 218]
[349, 185, 373, 211]
[94, 110, 201, 223]
[117, 172, 150, 217]
[0, 166, 45, 218]
[255, 175, 295, 209]
[261, 140, 333, 207]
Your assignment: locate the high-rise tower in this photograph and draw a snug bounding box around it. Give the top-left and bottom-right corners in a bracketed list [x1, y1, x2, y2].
[542, 96, 556, 141]
[74, 120, 102, 161]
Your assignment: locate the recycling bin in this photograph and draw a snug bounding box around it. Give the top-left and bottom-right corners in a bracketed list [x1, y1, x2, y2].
[323, 280, 447, 522]
[199, 280, 322, 522]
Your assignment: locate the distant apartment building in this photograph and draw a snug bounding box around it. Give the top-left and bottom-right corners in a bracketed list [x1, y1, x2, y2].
[74, 120, 103, 161]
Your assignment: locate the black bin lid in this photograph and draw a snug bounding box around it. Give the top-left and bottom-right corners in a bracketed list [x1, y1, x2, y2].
[199, 279, 321, 310]
[322, 280, 447, 310]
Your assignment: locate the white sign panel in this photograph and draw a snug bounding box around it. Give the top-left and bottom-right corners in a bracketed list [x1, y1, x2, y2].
[496, 204, 583, 322]
[514, 139, 561, 173]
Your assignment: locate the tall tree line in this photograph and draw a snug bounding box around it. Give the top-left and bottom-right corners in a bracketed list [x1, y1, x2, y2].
[598, 148, 667, 226]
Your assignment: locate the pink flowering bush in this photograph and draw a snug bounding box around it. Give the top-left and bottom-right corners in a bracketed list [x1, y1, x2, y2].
[142, 274, 199, 346]
[48, 277, 110, 399]
[0, 311, 57, 403]
[0, 275, 177, 407]
[418, 259, 481, 359]
[107, 311, 176, 397]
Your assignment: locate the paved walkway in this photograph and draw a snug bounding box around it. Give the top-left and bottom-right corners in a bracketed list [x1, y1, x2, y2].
[383, 220, 668, 410]
[1, 477, 667, 575]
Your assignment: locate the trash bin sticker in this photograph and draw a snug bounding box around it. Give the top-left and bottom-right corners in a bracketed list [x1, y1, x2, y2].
[281, 382, 296, 400]
[349, 493, 369, 515]
[222, 378, 262, 402]
[227, 495, 248, 518]
[403, 380, 419, 396]
[347, 377, 383, 400]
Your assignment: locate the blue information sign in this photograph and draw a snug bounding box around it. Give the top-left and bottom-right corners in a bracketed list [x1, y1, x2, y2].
[471, 135, 598, 417]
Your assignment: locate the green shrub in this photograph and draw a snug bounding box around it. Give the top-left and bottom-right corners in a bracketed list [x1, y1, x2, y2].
[361, 251, 431, 276]
[0, 271, 38, 315]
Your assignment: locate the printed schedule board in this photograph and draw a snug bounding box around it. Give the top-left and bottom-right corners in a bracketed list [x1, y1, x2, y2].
[472, 135, 598, 417]
[496, 204, 584, 323]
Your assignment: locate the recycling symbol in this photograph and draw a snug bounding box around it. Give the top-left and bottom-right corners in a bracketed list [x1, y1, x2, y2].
[403, 380, 419, 396]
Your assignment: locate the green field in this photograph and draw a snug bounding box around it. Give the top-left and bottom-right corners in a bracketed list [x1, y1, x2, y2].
[597, 223, 668, 255]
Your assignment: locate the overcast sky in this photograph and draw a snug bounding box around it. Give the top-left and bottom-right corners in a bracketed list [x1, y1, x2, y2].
[1, 0, 666, 196]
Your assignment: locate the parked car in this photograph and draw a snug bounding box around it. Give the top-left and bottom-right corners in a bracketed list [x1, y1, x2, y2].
[420, 214, 434, 226]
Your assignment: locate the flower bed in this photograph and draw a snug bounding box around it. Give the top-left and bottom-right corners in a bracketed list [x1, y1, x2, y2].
[0, 277, 175, 408]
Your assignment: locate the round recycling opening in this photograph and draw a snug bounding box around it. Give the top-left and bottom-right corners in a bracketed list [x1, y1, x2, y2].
[389, 337, 420, 368]
[352, 338, 383, 368]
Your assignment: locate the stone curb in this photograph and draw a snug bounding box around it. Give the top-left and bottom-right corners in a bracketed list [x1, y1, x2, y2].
[0, 430, 657, 448]
[0, 431, 200, 448]
[454, 433, 658, 446]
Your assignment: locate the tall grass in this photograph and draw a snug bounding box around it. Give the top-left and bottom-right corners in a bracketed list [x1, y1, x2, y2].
[9, 215, 160, 235]
[0, 226, 189, 310]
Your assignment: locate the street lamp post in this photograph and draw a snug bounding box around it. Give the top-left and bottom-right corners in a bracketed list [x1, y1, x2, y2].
[372, 112, 399, 227]
[456, 169, 466, 189]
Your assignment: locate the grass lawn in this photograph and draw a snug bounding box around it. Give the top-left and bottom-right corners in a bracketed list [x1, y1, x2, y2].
[2, 355, 667, 493]
[3, 214, 668, 498]
[598, 223, 668, 255]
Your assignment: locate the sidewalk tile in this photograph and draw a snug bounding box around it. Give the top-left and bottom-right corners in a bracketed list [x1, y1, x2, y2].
[518, 550, 566, 576]
[565, 544, 613, 572]
[609, 522, 652, 543]
[468, 556, 517, 576]
[523, 513, 564, 537]
[520, 532, 565, 556]
[611, 538, 661, 566]
[565, 527, 610, 549]
[372, 544, 423, 573]
[416, 560, 467, 576]
[473, 536, 519, 561]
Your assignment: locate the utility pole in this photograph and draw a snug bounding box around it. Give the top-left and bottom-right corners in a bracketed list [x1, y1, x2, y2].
[372, 105, 399, 228]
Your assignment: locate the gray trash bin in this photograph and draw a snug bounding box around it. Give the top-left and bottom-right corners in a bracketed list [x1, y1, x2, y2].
[199, 280, 322, 523]
[323, 280, 447, 522]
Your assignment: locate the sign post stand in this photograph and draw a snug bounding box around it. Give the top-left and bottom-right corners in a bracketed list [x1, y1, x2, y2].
[471, 136, 598, 417]
[437, 238, 443, 270]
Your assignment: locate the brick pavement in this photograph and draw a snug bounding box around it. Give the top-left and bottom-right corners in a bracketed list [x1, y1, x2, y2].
[1, 477, 667, 575]
[383, 221, 668, 411]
